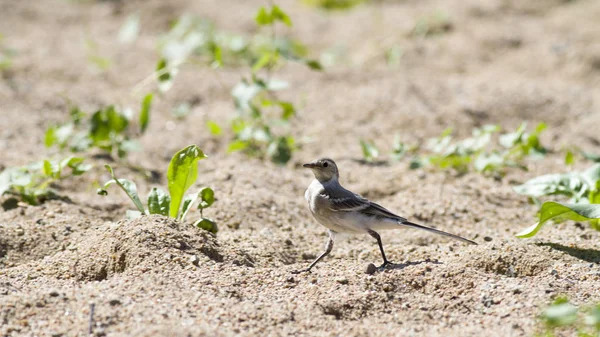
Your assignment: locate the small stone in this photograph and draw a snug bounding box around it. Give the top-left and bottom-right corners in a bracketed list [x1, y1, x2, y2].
[365, 263, 377, 275]
[382, 283, 393, 292]
[484, 236, 493, 242]
[16, 228, 24, 236]
[45, 211, 55, 219]
[189, 255, 199, 266]
[336, 278, 348, 285]
[286, 276, 295, 283]
[551, 269, 558, 276]
[108, 297, 121, 306]
[49, 289, 60, 297]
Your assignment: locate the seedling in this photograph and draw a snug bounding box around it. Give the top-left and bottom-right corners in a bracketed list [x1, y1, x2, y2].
[302, 0, 365, 11]
[97, 145, 217, 233]
[228, 76, 297, 164]
[0, 156, 91, 206]
[225, 4, 321, 164]
[535, 296, 600, 337]
[360, 139, 379, 163]
[411, 123, 548, 176]
[45, 94, 153, 159]
[514, 163, 600, 238]
[152, 12, 321, 93]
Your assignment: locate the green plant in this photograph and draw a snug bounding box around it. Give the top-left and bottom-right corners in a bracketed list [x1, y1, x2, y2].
[45, 94, 153, 159]
[360, 139, 379, 163]
[152, 13, 321, 92]
[0, 156, 91, 205]
[535, 297, 600, 337]
[97, 145, 217, 233]
[228, 76, 298, 164]
[514, 163, 600, 238]
[302, 0, 365, 11]
[225, 4, 321, 164]
[411, 123, 547, 176]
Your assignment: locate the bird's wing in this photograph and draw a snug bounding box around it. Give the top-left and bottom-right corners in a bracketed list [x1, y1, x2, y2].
[325, 194, 407, 222]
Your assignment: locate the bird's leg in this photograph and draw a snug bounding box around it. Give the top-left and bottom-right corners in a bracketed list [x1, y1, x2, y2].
[292, 232, 334, 274]
[368, 229, 392, 269]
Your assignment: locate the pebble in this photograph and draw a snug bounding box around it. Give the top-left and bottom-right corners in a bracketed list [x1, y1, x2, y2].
[365, 263, 377, 275]
[336, 278, 348, 285]
[108, 296, 121, 306]
[484, 236, 493, 242]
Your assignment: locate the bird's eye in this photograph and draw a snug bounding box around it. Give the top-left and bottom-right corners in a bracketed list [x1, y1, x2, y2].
[323, 162, 329, 168]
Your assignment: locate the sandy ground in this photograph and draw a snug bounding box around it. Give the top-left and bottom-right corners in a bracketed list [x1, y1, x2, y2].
[1, 0, 600, 336]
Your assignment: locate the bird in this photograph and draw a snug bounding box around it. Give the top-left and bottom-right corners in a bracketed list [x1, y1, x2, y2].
[292, 157, 477, 274]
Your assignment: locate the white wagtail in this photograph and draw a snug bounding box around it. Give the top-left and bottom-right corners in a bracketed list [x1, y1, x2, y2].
[293, 158, 477, 274]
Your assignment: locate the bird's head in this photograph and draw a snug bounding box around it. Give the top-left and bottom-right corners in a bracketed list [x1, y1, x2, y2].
[303, 158, 339, 182]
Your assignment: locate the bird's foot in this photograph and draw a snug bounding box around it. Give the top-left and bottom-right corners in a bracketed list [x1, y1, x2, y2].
[378, 261, 394, 270]
[291, 268, 312, 274]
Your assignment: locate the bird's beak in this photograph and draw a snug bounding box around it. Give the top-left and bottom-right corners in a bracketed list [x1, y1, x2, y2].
[303, 162, 317, 169]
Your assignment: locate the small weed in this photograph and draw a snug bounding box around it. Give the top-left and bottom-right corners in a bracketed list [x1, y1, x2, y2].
[225, 4, 321, 164]
[0, 156, 91, 205]
[153, 13, 320, 92]
[302, 0, 365, 11]
[97, 145, 217, 233]
[360, 139, 379, 163]
[406, 123, 547, 176]
[514, 163, 600, 238]
[535, 296, 600, 337]
[118, 14, 140, 44]
[228, 76, 298, 164]
[45, 94, 153, 160]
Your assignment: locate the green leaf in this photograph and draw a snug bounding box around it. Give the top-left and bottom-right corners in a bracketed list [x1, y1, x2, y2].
[89, 106, 129, 149]
[255, 7, 273, 26]
[118, 14, 140, 44]
[193, 218, 218, 234]
[197, 187, 215, 209]
[147, 187, 170, 216]
[565, 150, 574, 166]
[267, 136, 294, 164]
[516, 202, 600, 238]
[167, 145, 208, 218]
[98, 165, 146, 214]
[156, 58, 172, 92]
[45, 127, 57, 148]
[43, 160, 54, 177]
[139, 94, 153, 134]
[304, 59, 323, 70]
[360, 139, 379, 162]
[179, 193, 198, 223]
[206, 121, 222, 136]
[271, 5, 292, 27]
[582, 152, 600, 162]
[227, 140, 249, 152]
[252, 53, 272, 73]
[278, 101, 296, 120]
[542, 302, 578, 327]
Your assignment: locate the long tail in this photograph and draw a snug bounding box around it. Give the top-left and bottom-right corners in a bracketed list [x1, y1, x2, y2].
[400, 220, 477, 245]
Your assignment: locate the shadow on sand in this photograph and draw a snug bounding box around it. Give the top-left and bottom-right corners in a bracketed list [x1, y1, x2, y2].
[537, 243, 600, 264]
[381, 259, 443, 271]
